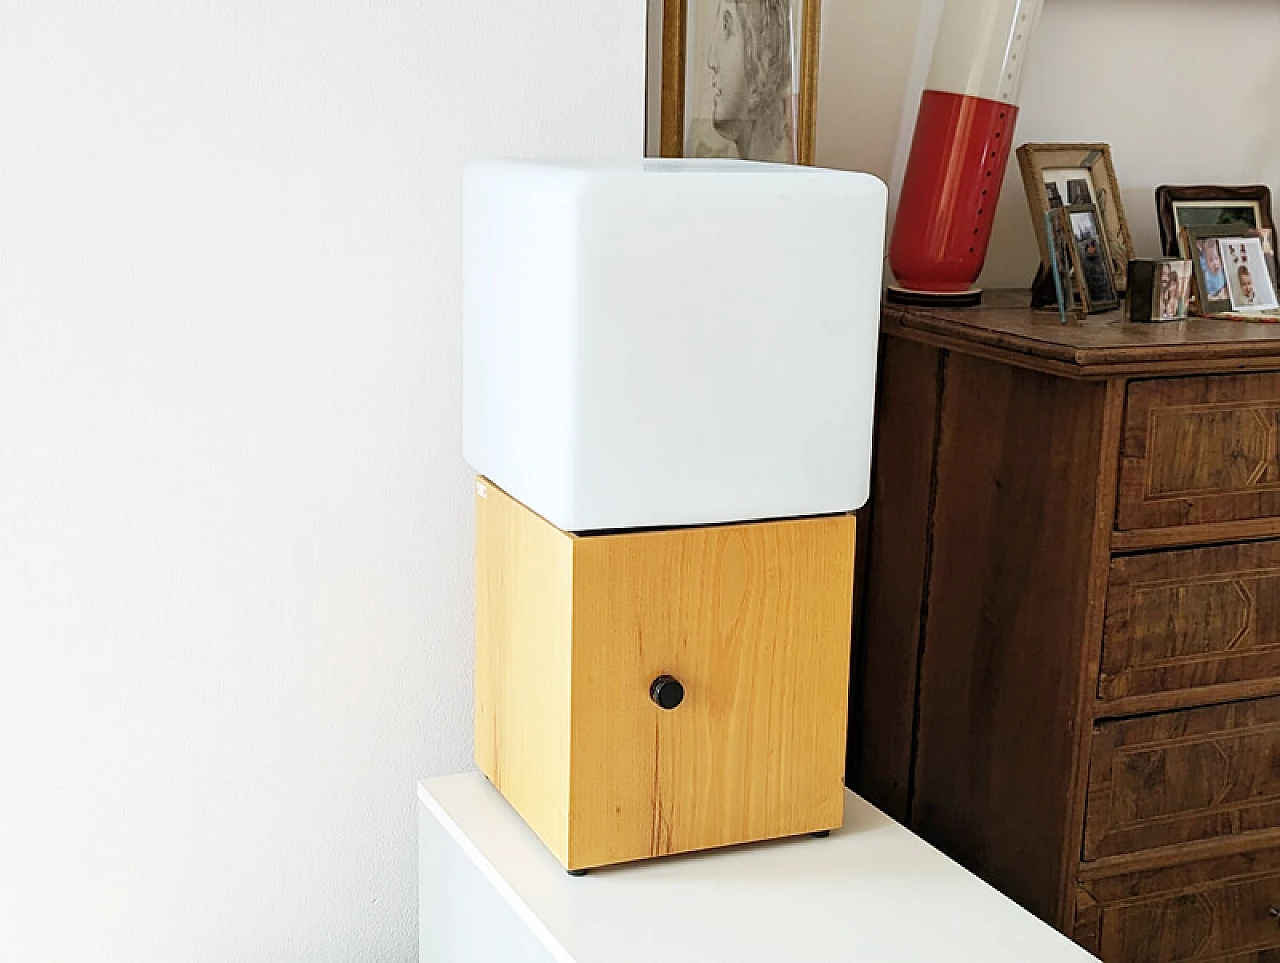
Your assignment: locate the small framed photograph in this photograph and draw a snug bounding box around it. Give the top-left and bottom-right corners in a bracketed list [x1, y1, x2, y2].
[1219, 236, 1280, 312]
[1156, 185, 1274, 258]
[1043, 209, 1082, 322]
[1017, 143, 1134, 291]
[658, 0, 820, 164]
[1064, 204, 1119, 313]
[1184, 223, 1250, 314]
[1157, 260, 1195, 320]
[1126, 259, 1193, 322]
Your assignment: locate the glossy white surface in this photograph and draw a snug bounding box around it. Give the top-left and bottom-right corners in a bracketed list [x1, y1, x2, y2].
[418, 772, 1100, 963]
[925, 0, 1044, 104]
[462, 158, 887, 532]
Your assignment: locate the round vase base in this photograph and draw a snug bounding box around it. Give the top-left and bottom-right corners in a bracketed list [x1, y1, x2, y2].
[886, 285, 983, 308]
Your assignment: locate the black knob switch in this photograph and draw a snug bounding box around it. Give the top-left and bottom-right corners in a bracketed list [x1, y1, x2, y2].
[650, 675, 685, 710]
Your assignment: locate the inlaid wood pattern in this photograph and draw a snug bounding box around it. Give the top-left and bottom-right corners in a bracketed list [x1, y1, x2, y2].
[1075, 837, 1280, 961]
[1101, 541, 1280, 704]
[1119, 374, 1280, 531]
[1084, 696, 1280, 860]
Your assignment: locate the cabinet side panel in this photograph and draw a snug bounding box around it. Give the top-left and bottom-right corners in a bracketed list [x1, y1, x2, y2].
[850, 337, 943, 820]
[419, 805, 559, 963]
[474, 479, 574, 864]
[568, 514, 855, 870]
[910, 356, 1105, 924]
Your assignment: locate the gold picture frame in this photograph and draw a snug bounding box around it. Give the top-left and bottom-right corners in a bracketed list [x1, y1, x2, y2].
[659, 0, 821, 165]
[1017, 143, 1134, 292]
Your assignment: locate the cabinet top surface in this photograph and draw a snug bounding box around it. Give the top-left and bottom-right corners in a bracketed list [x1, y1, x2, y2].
[886, 290, 1280, 376]
[419, 772, 1098, 963]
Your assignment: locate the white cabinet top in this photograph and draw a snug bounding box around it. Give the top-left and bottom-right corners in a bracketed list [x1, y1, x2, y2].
[418, 772, 1099, 963]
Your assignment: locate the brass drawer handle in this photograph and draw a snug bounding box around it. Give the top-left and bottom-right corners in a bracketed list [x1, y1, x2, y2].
[1269, 907, 1280, 923]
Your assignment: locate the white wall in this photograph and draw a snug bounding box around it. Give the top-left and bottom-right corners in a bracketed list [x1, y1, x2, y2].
[817, 0, 1280, 290]
[0, 3, 643, 961]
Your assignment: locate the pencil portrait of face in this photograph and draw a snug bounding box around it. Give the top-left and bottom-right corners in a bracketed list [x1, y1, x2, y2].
[705, 0, 795, 162]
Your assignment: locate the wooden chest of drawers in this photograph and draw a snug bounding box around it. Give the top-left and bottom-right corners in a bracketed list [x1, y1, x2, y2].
[851, 294, 1280, 961]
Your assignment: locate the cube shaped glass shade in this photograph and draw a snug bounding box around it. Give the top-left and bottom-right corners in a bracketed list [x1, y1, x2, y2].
[463, 158, 887, 532]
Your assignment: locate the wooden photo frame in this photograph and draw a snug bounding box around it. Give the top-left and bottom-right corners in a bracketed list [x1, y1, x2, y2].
[659, 0, 821, 165]
[1017, 143, 1134, 292]
[1062, 204, 1120, 314]
[1156, 185, 1275, 259]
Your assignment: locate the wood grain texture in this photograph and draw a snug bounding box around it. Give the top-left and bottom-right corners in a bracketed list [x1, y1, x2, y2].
[908, 353, 1108, 924]
[1075, 836, 1280, 961]
[1112, 518, 1280, 553]
[1096, 678, 1280, 721]
[848, 337, 942, 821]
[1119, 374, 1280, 531]
[884, 291, 1280, 379]
[1102, 541, 1280, 704]
[863, 300, 1280, 957]
[1085, 696, 1280, 861]
[658, 0, 685, 158]
[569, 512, 856, 870]
[474, 478, 576, 865]
[477, 478, 856, 872]
[1057, 377, 1128, 930]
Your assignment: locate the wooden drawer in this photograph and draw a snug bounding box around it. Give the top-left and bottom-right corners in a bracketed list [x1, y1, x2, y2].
[1118, 373, 1280, 532]
[1100, 541, 1280, 704]
[1075, 839, 1280, 961]
[1084, 697, 1280, 861]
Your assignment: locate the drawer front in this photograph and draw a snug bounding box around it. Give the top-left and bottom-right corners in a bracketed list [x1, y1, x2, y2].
[1075, 842, 1280, 961]
[1085, 697, 1280, 860]
[1118, 373, 1280, 532]
[1101, 541, 1280, 704]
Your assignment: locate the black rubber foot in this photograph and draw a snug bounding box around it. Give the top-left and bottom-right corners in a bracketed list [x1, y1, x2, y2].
[810, 830, 831, 838]
[567, 868, 589, 877]
[886, 285, 983, 308]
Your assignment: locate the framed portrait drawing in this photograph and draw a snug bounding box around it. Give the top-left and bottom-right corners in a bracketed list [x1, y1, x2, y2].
[1156, 185, 1275, 259]
[1017, 143, 1134, 292]
[659, 0, 821, 164]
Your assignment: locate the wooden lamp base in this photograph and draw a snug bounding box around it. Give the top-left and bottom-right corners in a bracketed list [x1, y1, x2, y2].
[473, 477, 857, 873]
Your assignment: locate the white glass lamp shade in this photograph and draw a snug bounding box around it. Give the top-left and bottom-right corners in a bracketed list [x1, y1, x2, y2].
[462, 158, 888, 532]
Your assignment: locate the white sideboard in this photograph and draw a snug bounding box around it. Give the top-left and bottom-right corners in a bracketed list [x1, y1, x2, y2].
[418, 772, 1099, 963]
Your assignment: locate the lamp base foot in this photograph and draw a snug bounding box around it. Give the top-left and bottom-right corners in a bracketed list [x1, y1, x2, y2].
[886, 285, 983, 308]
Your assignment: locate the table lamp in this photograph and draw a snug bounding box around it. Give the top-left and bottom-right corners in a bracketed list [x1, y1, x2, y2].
[888, 0, 1045, 306]
[462, 158, 887, 873]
